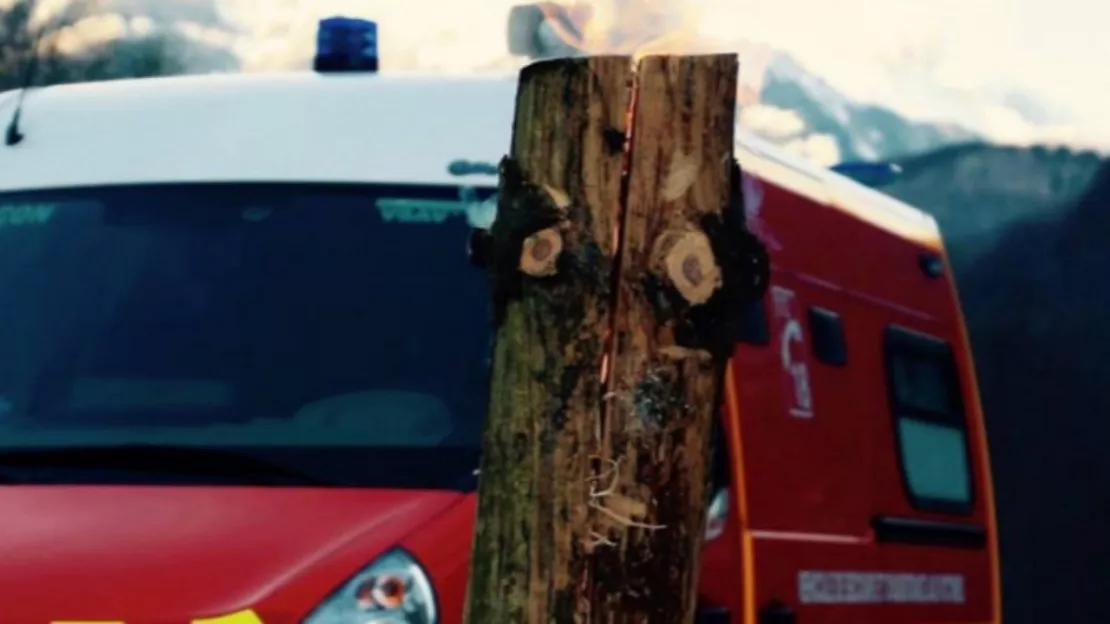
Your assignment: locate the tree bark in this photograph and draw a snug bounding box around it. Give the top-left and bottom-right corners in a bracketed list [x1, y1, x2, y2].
[463, 55, 633, 624]
[464, 53, 746, 624]
[592, 54, 740, 623]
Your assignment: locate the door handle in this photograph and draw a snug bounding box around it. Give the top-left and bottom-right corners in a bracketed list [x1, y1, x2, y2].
[871, 515, 987, 549]
[759, 599, 796, 624]
[694, 606, 731, 624]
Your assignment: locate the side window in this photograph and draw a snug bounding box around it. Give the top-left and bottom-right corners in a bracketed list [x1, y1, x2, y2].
[883, 326, 973, 515]
[808, 306, 847, 365]
[705, 408, 732, 541]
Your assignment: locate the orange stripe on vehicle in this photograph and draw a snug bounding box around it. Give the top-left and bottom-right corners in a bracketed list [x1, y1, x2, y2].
[947, 259, 1003, 624]
[724, 360, 756, 624]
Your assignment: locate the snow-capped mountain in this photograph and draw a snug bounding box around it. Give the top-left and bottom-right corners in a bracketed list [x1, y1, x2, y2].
[742, 53, 979, 165]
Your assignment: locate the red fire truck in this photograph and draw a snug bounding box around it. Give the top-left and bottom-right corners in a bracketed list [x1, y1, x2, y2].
[0, 17, 999, 624]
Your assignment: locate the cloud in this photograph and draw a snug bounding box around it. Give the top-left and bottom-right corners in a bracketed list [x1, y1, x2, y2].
[694, 0, 1110, 150]
[206, 0, 1106, 151]
[217, 0, 520, 73]
[104, 0, 225, 28]
[14, 0, 1102, 151]
[51, 13, 123, 52]
[739, 104, 805, 140]
[782, 133, 841, 167]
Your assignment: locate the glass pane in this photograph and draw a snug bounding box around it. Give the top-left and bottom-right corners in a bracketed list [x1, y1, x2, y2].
[890, 350, 959, 416]
[897, 417, 971, 504]
[0, 183, 495, 487]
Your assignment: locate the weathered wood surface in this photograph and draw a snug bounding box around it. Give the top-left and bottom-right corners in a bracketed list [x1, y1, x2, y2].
[593, 54, 740, 623]
[463, 55, 633, 624]
[465, 53, 753, 624]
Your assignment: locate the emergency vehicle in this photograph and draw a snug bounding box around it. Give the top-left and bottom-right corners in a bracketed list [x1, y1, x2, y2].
[0, 16, 999, 624]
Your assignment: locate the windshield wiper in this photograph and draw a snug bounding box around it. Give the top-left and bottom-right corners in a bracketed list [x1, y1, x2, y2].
[0, 444, 335, 486]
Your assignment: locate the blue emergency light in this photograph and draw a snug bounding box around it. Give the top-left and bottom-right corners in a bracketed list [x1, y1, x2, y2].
[314, 16, 379, 73]
[829, 161, 903, 188]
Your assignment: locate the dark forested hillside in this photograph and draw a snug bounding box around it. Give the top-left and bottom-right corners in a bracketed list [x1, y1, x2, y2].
[883, 142, 1103, 273]
[965, 161, 1110, 624]
[885, 148, 1110, 624]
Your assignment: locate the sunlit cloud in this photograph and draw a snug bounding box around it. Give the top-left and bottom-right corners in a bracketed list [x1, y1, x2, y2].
[51, 12, 127, 54]
[207, 0, 1107, 151]
[6, 0, 1106, 152]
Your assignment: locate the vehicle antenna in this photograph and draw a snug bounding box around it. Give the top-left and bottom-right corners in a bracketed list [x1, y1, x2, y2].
[5, 24, 49, 147]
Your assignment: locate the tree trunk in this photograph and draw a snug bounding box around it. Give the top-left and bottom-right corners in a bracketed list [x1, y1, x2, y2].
[463, 54, 633, 623]
[594, 54, 740, 622]
[465, 53, 746, 624]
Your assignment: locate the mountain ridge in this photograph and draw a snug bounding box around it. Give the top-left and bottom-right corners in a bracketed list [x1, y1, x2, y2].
[755, 52, 981, 164]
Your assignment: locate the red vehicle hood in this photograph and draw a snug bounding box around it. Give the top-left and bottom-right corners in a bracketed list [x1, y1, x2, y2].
[0, 485, 463, 623]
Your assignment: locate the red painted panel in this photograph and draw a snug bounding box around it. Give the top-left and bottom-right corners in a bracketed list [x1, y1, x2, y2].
[733, 164, 996, 623]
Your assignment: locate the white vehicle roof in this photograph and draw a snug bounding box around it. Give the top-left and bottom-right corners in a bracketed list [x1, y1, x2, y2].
[0, 71, 513, 191]
[0, 71, 940, 246]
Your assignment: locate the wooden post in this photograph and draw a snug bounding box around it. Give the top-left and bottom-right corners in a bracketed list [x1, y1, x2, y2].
[464, 55, 633, 623]
[465, 53, 761, 623]
[594, 53, 742, 622]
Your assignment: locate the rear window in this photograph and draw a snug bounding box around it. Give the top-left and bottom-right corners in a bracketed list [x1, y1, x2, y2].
[884, 327, 974, 515]
[0, 182, 496, 488]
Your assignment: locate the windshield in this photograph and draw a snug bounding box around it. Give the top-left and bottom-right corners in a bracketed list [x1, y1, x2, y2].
[0, 182, 496, 489]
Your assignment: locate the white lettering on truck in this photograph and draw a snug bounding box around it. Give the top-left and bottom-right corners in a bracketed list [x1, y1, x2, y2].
[771, 286, 814, 418]
[798, 571, 966, 605]
[0, 203, 56, 229]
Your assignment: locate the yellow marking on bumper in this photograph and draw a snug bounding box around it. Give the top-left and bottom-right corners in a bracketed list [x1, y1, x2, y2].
[192, 610, 264, 624]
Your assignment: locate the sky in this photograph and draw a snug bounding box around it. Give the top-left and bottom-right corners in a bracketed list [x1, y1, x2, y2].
[18, 0, 1110, 152]
[214, 0, 1109, 151]
[702, 0, 1110, 150]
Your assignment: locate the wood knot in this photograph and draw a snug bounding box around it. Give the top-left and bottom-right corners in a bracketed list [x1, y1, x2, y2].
[663, 150, 700, 201]
[520, 227, 563, 277]
[682, 254, 704, 286]
[541, 183, 573, 211]
[650, 228, 722, 305]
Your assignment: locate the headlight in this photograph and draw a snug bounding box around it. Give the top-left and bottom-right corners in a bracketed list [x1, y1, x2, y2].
[303, 548, 438, 624]
[705, 488, 729, 541]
